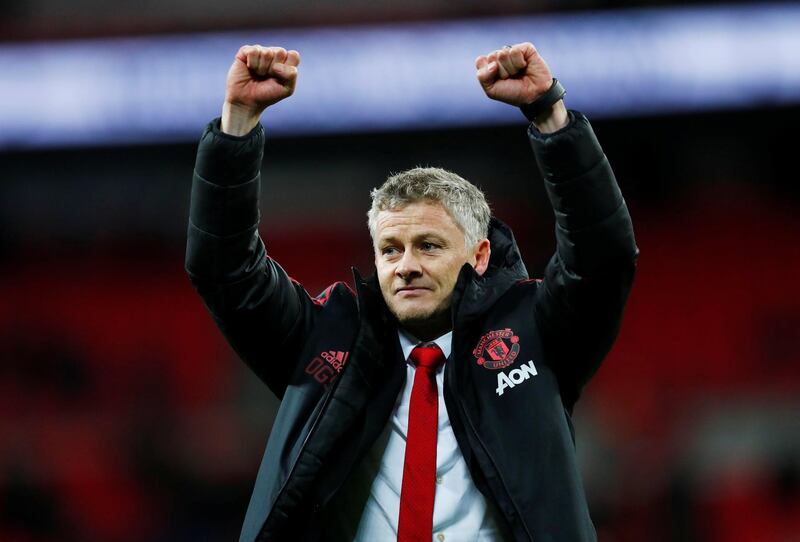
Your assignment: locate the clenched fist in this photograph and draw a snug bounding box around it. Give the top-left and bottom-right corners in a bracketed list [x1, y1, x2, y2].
[476, 42, 567, 132]
[222, 45, 300, 136]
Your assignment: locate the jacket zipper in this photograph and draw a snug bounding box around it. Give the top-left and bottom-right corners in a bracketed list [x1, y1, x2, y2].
[259, 275, 368, 538]
[257, 362, 347, 538]
[452, 325, 535, 542]
[457, 398, 535, 541]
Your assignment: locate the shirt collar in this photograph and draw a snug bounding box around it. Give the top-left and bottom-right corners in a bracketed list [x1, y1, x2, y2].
[398, 327, 453, 363]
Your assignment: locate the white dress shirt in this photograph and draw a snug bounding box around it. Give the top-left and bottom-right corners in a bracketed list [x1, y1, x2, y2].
[326, 329, 504, 542]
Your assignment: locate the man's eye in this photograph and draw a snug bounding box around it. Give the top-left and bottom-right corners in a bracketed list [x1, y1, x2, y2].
[421, 242, 439, 251]
[382, 247, 399, 256]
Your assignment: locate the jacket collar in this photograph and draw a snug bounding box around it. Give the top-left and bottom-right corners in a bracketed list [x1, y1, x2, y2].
[452, 217, 528, 325]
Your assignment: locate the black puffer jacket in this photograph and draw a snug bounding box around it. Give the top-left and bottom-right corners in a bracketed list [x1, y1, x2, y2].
[185, 111, 638, 542]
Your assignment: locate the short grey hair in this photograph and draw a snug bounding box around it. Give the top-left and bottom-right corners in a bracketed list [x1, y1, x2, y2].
[367, 167, 491, 247]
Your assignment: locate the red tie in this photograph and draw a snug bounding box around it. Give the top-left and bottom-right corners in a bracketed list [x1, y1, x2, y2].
[398, 344, 446, 542]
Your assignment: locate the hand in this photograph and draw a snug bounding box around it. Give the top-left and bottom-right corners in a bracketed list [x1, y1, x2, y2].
[475, 42, 552, 106]
[475, 42, 568, 132]
[221, 45, 301, 136]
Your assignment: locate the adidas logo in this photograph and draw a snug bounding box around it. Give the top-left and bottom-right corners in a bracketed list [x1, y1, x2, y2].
[305, 350, 350, 388]
[319, 350, 349, 371]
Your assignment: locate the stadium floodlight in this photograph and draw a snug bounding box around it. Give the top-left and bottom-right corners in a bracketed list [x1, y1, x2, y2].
[0, 3, 798, 149]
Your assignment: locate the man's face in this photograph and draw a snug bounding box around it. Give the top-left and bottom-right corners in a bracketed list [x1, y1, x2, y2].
[373, 201, 488, 335]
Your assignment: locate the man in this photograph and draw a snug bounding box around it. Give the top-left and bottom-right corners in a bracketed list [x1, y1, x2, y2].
[186, 41, 637, 542]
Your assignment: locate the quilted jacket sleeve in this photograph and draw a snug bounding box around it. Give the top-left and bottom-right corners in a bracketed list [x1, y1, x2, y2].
[529, 111, 639, 409]
[185, 118, 316, 398]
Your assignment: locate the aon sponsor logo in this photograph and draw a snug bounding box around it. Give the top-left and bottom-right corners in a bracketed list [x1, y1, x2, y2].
[495, 360, 538, 396]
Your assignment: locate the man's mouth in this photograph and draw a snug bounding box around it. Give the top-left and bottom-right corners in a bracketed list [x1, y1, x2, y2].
[395, 286, 431, 296]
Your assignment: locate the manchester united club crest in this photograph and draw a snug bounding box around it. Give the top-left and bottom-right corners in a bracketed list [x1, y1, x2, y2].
[473, 328, 520, 370]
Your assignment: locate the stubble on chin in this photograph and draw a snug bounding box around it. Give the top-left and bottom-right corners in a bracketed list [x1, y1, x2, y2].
[387, 298, 451, 334]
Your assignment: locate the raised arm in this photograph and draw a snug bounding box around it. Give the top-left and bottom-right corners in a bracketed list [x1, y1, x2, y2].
[185, 45, 312, 398]
[476, 42, 638, 408]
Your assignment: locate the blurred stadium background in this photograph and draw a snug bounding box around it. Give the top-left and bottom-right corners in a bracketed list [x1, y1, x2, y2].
[1, 0, 799, 540]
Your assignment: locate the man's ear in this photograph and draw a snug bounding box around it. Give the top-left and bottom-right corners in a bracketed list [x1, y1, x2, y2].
[473, 239, 491, 276]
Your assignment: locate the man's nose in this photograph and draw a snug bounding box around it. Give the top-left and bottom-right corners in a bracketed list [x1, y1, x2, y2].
[396, 250, 422, 279]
